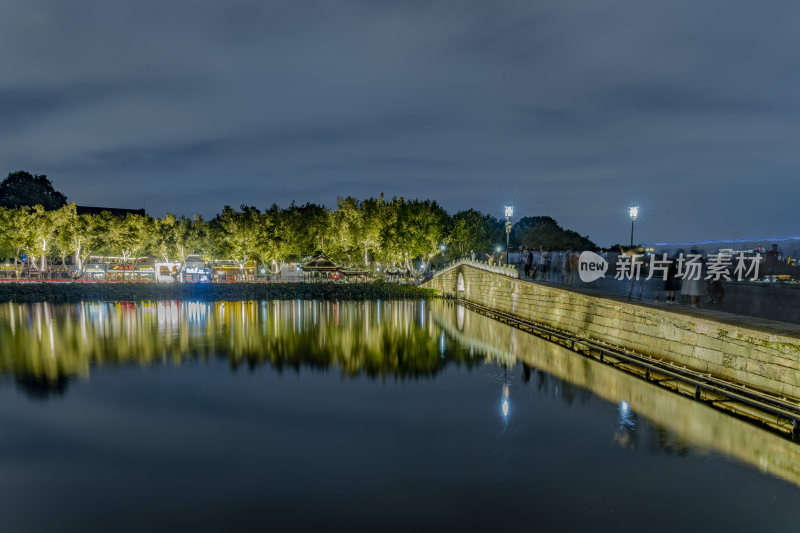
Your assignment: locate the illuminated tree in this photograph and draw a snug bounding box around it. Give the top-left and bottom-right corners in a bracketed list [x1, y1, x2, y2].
[103, 213, 152, 269]
[283, 202, 331, 260]
[0, 206, 33, 278]
[153, 213, 204, 280]
[212, 205, 261, 279]
[379, 198, 449, 270]
[26, 205, 58, 279]
[254, 204, 293, 275]
[448, 209, 502, 257]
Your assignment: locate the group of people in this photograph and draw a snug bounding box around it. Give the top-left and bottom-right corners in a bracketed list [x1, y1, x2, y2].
[519, 248, 580, 285]
[661, 249, 722, 307]
[516, 247, 725, 307]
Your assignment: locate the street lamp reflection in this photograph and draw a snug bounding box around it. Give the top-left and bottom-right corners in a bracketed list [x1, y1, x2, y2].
[500, 366, 511, 422]
[614, 399, 638, 450]
[500, 385, 509, 420]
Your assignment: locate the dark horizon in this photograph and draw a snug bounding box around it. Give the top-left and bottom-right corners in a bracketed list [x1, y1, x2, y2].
[3, 1, 799, 246]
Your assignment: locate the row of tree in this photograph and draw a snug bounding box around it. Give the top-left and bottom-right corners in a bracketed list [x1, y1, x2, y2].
[0, 197, 596, 280]
[0, 170, 596, 279]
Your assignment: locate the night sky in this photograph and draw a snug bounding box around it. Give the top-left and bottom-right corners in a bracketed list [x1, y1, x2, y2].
[2, 0, 798, 246]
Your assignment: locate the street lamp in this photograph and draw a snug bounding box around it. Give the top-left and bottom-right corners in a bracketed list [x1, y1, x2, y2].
[628, 205, 639, 251]
[627, 205, 639, 300]
[504, 205, 514, 265]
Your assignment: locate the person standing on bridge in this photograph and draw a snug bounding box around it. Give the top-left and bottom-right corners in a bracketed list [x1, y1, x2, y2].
[681, 250, 706, 306]
[539, 249, 550, 281]
[561, 251, 571, 285]
[664, 253, 681, 304]
[525, 248, 534, 278]
[569, 250, 579, 286]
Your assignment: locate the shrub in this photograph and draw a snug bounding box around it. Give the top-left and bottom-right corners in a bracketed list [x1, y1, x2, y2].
[0, 282, 440, 303]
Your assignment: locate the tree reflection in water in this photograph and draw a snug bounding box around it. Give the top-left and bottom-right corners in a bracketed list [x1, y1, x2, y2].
[0, 300, 485, 397]
[3, 299, 800, 490]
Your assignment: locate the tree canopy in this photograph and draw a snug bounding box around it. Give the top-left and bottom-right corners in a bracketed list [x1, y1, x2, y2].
[0, 180, 598, 279]
[511, 216, 596, 251]
[0, 171, 67, 210]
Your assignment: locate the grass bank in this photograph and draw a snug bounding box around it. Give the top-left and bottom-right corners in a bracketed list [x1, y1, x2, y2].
[0, 282, 439, 303]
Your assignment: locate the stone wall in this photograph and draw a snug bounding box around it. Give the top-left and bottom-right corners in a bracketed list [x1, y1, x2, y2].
[424, 262, 800, 400]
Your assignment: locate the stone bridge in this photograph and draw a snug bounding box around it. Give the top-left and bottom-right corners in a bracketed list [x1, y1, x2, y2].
[423, 259, 800, 402]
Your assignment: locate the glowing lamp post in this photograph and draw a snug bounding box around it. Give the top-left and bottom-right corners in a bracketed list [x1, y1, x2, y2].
[504, 205, 513, 265]
[628, 205, 639, 251]
[627, 205, 639, 300]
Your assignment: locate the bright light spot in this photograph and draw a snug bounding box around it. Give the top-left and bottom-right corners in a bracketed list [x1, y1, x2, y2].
[501, 399, 510, 418]
[629, 205, 639, 221]
[504, 205, 514, 218]
[620, 400, 629, 413]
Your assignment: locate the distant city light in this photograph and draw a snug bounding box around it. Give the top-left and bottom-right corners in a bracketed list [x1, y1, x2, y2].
[654, 235, 800, 247]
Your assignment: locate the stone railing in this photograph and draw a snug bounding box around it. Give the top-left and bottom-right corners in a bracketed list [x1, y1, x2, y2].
[433, 258, 519, 280]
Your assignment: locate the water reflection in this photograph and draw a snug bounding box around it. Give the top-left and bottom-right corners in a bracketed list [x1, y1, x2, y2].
[2, 299, 800, 491]
[440, 303, 800, 490]
[0, 300, 487, 394]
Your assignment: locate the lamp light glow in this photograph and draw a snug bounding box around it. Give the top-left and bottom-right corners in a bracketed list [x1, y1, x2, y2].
[629, 205, 639, 221]
[504, 205, 514, 218]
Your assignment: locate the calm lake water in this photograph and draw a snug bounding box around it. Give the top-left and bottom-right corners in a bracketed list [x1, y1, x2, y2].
[0, 299, 798, 532]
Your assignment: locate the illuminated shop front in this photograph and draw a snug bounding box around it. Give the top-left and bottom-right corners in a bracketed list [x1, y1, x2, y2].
[155, 262, 182, 283]
[183, 266, 211, 283]
[211, 261, 257, 282]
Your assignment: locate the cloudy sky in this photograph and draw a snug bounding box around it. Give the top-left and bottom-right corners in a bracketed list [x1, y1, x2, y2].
[1, 0, 798, 246]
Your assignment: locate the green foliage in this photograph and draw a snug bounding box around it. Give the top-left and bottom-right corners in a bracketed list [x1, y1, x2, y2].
[0, 171, 67, 210]
[512, 216, 597, 251]
[211, 205, 262, 271]
[448, 209, 503, 257]
[0, 183, 597, 275]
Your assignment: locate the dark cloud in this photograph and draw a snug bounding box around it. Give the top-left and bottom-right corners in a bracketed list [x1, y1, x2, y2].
[1, 0, 799, 245]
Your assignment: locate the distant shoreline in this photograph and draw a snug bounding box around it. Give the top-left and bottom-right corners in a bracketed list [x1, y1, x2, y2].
[0, 282, 437, 303]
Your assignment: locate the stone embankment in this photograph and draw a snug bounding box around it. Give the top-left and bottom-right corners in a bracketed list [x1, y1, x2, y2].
[424, 260, 800, 400]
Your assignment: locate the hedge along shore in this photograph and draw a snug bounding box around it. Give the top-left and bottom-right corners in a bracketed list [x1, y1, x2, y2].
[0, 282, 438, 303]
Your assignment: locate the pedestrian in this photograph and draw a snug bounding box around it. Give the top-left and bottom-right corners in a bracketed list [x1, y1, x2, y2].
[664, 253, 680, 304]
[707, 278, 724, 304]
[539, 249, 549, 281]
[525, 249, 534, 278]
[569, 250, 579, 286]
[682, 249, 705, 307]
[561, 250, 572, 285]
